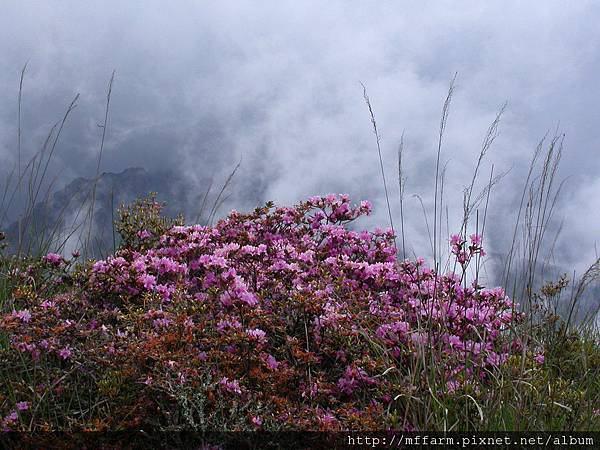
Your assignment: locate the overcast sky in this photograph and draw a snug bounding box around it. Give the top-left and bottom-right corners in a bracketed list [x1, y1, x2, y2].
[1, 1, 599, 276]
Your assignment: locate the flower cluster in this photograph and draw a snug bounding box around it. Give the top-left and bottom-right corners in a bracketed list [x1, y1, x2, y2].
[1, 195, 524, 431]
[450, 233, 486, 266]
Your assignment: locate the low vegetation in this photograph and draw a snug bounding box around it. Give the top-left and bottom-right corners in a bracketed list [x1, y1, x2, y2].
[1, 194, 598, 435]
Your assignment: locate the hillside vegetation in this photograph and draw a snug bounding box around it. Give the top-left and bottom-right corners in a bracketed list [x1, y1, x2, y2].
[1, 194, 599, 437]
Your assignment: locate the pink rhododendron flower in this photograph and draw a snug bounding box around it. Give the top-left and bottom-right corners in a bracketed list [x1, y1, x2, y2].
[265, 354, 279, 370]
[155, 283, 174, 300]
[13, 309, 31, 323]
[219, 377, 242, 395]
[336, 366, 375, 395]
[246, 328, 267, 344]
[92, 260, 109, 273]
[450, 234, 462, 246]
[40, 300, 55, 309]
[251, 416, 262, 427]
[137, 230, 152, 239]
[44, 252, 62, 265]
[132, 258, 147, 272]
[16, 402, 29, 411]
[469, 234, 482, 246]
[3, 411, 18, 425]
[318, 409, 338, 426]
[58, 346, 72, 360]
[137, 273, 156, 290]
[153, 318, 173, 329]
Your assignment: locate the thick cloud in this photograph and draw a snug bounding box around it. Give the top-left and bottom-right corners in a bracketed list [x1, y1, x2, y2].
[1, 0, 599, 278]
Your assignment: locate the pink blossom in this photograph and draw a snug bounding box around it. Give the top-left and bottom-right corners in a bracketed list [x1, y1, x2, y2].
[219, 377, 242, 395]
[16, 402, 29, 411]
[238, 290, 258, 307]
[13, 309, 31, 323]
[92, 260, 109, 273]
[58, 346, 72, 360]
[152, 257, 182, 275]
[251, 416, 263, 427]
[450, 234, 462, 246]
[246, 328, 267, 344]
[360, 200, 372, 212]
[217, 318, 241, 332]
[469, 234, 482, 246]
[137, 273, 156, 290]
[155, 283, 174, 300]
[132, 258, 147, 272]
[137, 230, 152, 239]
[3, 411, 18, 423]
[153, 318, 173, 329]
[44, 252, 62, 265]
[318, 409, 338, 426]
[40, 300, 55, 309]
[266, 354, 279, 370]
[336, 366, 375, 395]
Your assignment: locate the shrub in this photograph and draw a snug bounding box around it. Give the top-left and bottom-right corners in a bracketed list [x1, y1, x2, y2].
[114, 192, 184, 252]
[0, 195, 557, 432]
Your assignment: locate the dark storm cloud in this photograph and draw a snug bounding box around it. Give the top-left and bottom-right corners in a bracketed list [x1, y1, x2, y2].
[1, 0, 600, 275]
